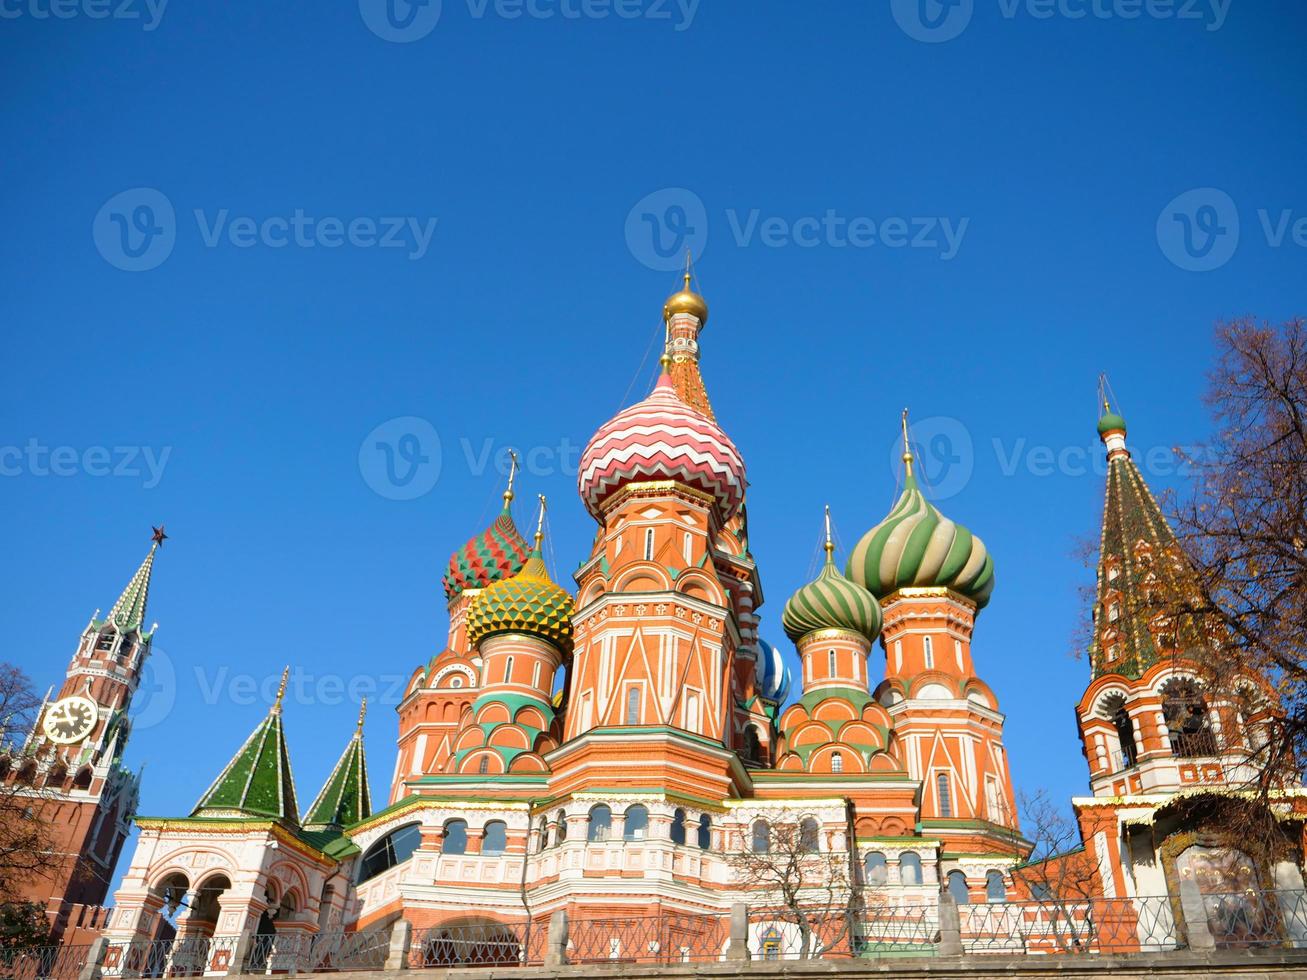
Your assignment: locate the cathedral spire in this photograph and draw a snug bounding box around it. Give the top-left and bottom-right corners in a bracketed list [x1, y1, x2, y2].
[304, 700, 372, 830]
[1089, 384, 1201, 679]
[192, 668, 299, 823]
[106, 526, 166, 635]
[662, 253, 715, 418]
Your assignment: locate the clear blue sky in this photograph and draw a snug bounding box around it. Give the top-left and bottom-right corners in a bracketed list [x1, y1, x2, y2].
[2, 1, 1303, 896]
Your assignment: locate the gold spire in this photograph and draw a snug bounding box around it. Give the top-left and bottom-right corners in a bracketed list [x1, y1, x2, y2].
[901, 408, 914, 476]
[356, 698, 367, 735]
[662, 250, 709, 325]
[272, 666, 290, 715]
[503, 450, 519, 505]
[534, 494, 547, 550]
[823, 504, 834, 560]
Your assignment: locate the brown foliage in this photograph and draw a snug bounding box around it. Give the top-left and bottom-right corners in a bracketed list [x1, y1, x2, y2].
[0, 662, 58, 898]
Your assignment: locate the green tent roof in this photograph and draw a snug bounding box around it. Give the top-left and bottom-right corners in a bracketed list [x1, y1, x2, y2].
[304, 707, 372, 830]
[192, 678, 299, 823]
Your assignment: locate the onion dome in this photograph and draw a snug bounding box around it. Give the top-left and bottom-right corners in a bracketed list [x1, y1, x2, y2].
[755, 638, 792, 703]
[443, 500, 530, 600]
[846, 469, 994, 609]
[579, 365, 745, 522]
[1097, 410, 1127, 437]
[782, 556, 883, 644]
[663, 269, 709, 326]
[467, 538, 574, 653]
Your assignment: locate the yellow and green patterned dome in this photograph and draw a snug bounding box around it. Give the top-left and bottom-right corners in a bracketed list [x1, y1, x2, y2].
[783, 555, 882, 644]
[467, 545, 574, 653]
[847, 468, 994, 608]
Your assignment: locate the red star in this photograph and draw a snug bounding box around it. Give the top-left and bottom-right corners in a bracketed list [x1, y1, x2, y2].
[152, 525, 168, 547]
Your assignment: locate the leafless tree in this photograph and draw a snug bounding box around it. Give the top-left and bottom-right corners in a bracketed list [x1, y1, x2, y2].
[1009, 790, 1101, 950]
[727, 812, 864, 959]
[0, 663, 56, 901]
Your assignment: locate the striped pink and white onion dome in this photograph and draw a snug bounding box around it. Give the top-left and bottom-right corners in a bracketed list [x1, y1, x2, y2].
[579, 370, 746, 522]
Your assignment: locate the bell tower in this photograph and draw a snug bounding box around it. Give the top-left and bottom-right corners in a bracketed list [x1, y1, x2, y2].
[2, 527, 167, 938]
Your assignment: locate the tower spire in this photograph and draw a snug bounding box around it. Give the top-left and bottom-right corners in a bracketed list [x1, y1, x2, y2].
[106, 526, 167, 635]
[305, 700, 372, 831]
[504, 450, 519, 506]
[533, 494, 547, 550]
[823, 504, 834, 560]
[901, 408, 915, 479]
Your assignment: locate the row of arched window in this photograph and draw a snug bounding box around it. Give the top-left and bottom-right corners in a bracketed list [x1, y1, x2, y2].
[863, 851, 923, 886]
[537, 805, 713, 849]
[945, 868, 1007, 904]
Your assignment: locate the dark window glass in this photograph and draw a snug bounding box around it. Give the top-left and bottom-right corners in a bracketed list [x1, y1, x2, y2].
[441, 819, 468, 855]
[359, 823, 422, 883]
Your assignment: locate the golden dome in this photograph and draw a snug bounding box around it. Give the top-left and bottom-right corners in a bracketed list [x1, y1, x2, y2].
[663, 271, 709, 326]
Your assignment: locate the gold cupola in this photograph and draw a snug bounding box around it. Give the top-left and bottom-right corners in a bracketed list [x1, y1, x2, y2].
[663, 264, 709, 327]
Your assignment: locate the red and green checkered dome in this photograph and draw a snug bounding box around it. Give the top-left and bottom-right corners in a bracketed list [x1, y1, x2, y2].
[443, 502, 531, 600]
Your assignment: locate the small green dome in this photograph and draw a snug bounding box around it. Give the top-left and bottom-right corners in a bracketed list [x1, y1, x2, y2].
[467, 550, 574, 653]
[846, 472, 994, 608]
[782, 558, 882, 644]
[1097, 412, 1127, 437]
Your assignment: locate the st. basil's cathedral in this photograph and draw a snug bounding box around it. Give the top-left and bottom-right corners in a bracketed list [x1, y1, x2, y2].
[5, 272, 1303, 954]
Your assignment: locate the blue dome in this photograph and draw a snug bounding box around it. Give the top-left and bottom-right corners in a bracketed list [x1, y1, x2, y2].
[755, 639, 792, 703]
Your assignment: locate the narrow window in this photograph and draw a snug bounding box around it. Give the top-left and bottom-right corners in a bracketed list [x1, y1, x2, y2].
[697, 814, 711, 850]
[643, 528, 655, 560]
[751, 820, 770, 853]
[799, 818, 819, 853]
[1114, 706, 1136, 768]
[441, 820, 468, 855]
[587, 805, 611, 842]
[685, 692, 699, 730]
[894, 640, 903, 672]
[623, 805, 648, 841]
[899, 852, 923, 886]
[556, 809, 567, 843]
[670, 808, 687, 845]
[864, 852, 888, 886]
[954, 639, 963, 669]
[947, 870, 969, 906]
[985, 870, 1007, 902]
[532, 661, 541, 689]
[478, 756, 489, 775]
[923, 636, 934, 669]
[683, 531, 692, 562]
[483, 821, 507, 855]
[625, 687, 640, 725]
[503, 656, 514, 684]
[831, 752, 844, 773]
[936, 773, 953, 817]
[828, 650, 837, 676]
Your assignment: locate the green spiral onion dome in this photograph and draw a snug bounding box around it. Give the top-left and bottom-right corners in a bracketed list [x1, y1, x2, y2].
[782, 556, 883, 644]
[466, 546, 574, 653]
[846, 471, 995, 608]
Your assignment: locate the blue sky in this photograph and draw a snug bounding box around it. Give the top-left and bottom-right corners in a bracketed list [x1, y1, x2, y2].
[2, 1, 1304, 896]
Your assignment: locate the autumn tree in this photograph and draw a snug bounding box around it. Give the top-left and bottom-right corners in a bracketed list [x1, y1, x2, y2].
[727, 812, 864, 959]
[0, 663, 57, 905]
[1009, 790, 1102, 950]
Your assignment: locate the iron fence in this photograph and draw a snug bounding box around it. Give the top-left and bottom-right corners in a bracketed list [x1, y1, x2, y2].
[242, 930, 391, 974]
[567, 913, 729, 965]
[857, 902, 940, 957]
[0, 944, 90, 980]
[99, 936, 242, 978]
[958, 896, 1181, 954]
[409, 920, 543, 968]
[1194, 889, 1307, 949]
[747, 907, 859, 960]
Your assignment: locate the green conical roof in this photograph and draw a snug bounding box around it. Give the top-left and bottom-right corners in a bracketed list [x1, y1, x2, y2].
[192, 670, 299, 822]
[304, 703, 372, 830]
[101, 528, 166, 635]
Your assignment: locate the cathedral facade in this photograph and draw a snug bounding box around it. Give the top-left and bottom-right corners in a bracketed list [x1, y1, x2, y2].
[6, 273, 1302, 956]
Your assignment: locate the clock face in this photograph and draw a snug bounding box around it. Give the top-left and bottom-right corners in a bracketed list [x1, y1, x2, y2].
[42, 696, 97, 745]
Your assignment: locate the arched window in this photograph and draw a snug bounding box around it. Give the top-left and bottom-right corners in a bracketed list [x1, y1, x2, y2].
[482, 821, 507, 855]
[587, 805, 611, 842]
[899, 852, 923, 886]
[478, 756, 489, 774]
[441, 819, 468, 855]
[643, 527, 655, 560]
[72, 765, 92, 790]
[936, 773, 953, 818]
[831, 751, 844, 774]
[555, 809, 568, 843]
[359, 823, 422, 883]
[828, 650, 837, 676]
[670, 808, 687, 845]
[625, 687, 640, 725]
[985, 870, 1007, 902]
[503, 657, 514, 684]
[697, 814, 711, 850]
[864, 851, 888, 886]
[1113, 705, 1136, 768]
[537, 816, 549, 851]
[743, 726, 762, 764]
[623, 805, 648, 841]
[799, 817, 819, 853]
[923, 635, 934, 669]
[1162, 678, 1217, 757]
[751, 819, 770, 853]
[946, 870, 969, 906]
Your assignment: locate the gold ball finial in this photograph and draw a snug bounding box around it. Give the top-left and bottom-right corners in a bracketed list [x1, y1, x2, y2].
[663, 252, 709, 326]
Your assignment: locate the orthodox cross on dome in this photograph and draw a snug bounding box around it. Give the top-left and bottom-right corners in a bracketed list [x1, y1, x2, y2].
[504, 450, 519, 505]
[534, 494, 547, 549]
[823, 504, 834, 560]
[901, 407, 915, 477]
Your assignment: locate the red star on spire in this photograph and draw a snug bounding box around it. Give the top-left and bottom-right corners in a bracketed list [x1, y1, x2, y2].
[151, 525, 168, 547]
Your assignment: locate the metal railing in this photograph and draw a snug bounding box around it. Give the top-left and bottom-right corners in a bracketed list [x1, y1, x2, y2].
[0, 944, 90, 980]
[100, 937, 242, 978]
[958, 896, 1180, 954]
[567, 913, 729, 965]
[1195, 889, 1307, 949]
[409, 920, 542, 968]
[243, 930, 390, 975]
